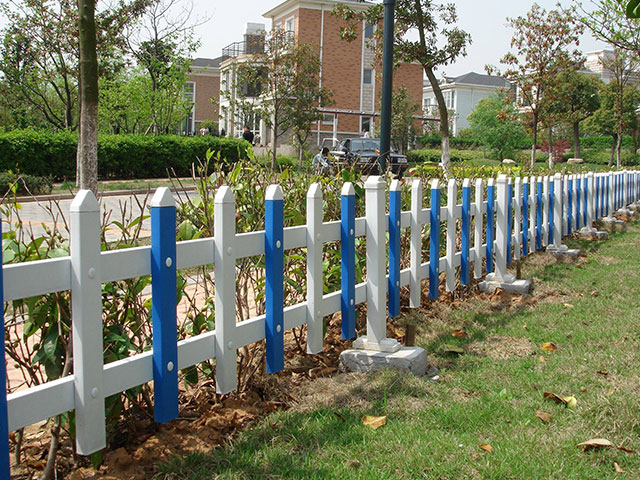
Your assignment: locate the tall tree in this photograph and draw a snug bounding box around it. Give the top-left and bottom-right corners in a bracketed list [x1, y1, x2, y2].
[493, 4, 583, 169]
[389, 86, 419, 154]
[579, 0, 640, 56]
[335, 0, 471, 174]
[468, 92, 527, 161]
[77, 0, 99, 193]
[544, 70, 601, 159]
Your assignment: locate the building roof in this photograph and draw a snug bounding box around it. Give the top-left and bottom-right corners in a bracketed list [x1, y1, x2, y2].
[263, 0, 374, 19]
[191, 56, 228, 69]
[449, 72, 510, 88]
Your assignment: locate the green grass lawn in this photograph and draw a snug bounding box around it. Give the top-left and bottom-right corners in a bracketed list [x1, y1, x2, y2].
[155, 224, 640, 479]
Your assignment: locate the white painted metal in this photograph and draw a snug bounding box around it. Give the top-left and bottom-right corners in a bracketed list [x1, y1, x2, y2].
[553, 173, 563, 248]
[446, 179, 457, 292]
[473, 178, 484, 279]
[609, 172, 615, 215]
[514, 177, 522, 261]
[214, 186, 237, 394]
[529, 175, 536, 254]
[176, 238, 215, 270]
[494, 175, 509, 281]
[70, 190, 106, 455]
[542, 176, 549, 246]
[3, 258, 70, 301]
[306, 183, 324, 354]
[562, 175, 568, 235]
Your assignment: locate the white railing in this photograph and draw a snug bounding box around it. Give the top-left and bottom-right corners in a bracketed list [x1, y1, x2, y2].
[0, 169, 638, 476]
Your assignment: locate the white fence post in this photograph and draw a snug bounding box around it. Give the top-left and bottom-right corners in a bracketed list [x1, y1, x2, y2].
[214, 186, 238, 394]
[586, 172, 594, 230]
[473, 178, 484, 279]
[70, 190, 106, 455]
[306, 183, 324, 354]
[542, 176, 549, 246]
[494, 174, 509, 281]
[552, 173, 563, 249]
[529, 175, 536, 253]
[353, 176, 400, 352]
[446, 179, 457, 292]
[410, 179, 423, 308]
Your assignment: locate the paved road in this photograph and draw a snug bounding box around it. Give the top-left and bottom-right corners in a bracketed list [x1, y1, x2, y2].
[1, 190, 199, 242]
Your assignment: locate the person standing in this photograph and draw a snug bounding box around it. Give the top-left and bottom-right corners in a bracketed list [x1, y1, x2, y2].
[312, 147, 333, 175]
[242, 126, 255, 144]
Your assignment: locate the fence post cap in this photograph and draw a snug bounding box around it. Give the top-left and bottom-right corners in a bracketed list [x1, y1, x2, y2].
[462, 178, 471, 188]
[430, 178, 440, 189]
[364, 175, 384, 190]
[390, 179, 401, 192]
[554, 172, 563, 180]
[150, 187, 175, 208]
[215, 185, 235, 204]
[447, 178, 456, 189]
[411, 178, 422, 191]
[266, 184, 283, 201]
[586, 171, 594, 178]
[475, 177, 483, 187]
[497, 174, 508, 184]
[523, 176, 529, 184]
[537, 176, 543, 182]
[70, 190, 99, 213]
[487, 177, 495, 186]
[307, 182, 322, 199]
[341, 182, 355, 196]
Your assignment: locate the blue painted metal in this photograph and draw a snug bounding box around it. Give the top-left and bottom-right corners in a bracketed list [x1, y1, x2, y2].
[507, 182, 513, 265]
[486, 183, 495, 274]
[340, 191, 356, 340]
[461, 183, 471, 285]
[522, 181, 529, 256]
[388, 188, 401, 318]
[606, 175, 610, 216]
[596, 176, 600, 219]
[568, 177, 573, 234]
[576, 177, 581, 230]
[429, 185, 441, 299]
[548, 181, 554, 245]
[536, 180, 543, 250]
[265, 196, 284, 373]
[0, 220, 10, 479]
[151, 202, 178, 423]
[583, 177, 588, 226]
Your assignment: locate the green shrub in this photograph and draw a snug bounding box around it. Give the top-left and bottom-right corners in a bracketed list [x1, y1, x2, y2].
[0, 171, 53, 195]
[561, 148, 638, 166]
[580, 136, 634, 149]
[407, 148, 484, 164]
[0, 130, 251, 180]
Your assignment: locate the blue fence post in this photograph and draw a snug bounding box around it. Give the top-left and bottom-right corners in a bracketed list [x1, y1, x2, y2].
[576, 176, 581, 230]
[0, 219, 9, 479]
[567, 176, 573, 234]
[606, 174, 610, 216]
[548, 179, 554, 246]
[340, 183, 356, 340]
[596, 175, 601, 219]
[429, 179, 441, 299]
[507, 179, 513, 265]
[522, 177, 529, 256]
[150, 188, 178, 423]
[486, 179, 495, 274]
[265, 184, 284, 374]
[461, 179, 471, 286]
[583, 174, 588, 227]
[388, 180, 401, 318]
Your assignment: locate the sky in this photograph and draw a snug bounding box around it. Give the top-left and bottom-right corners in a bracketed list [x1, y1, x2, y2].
[197, 0, 607, 77]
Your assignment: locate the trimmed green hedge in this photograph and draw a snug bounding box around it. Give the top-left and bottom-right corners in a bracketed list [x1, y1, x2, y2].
[0, 171, 53, 195]
[407, 148, 485, 163]
[0, 130, 251, 180]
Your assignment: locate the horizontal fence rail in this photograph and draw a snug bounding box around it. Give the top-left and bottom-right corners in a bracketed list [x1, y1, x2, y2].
[1, 170, 639, 474]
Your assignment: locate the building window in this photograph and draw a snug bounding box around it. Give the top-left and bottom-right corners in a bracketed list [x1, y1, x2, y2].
[322, 113, 335, 125]
[443, 90, 455, 109]
[363, 68, 372, 85]
[285, 17, 295, 34]
[364, 22, 375, 39]
[183, 82, 195, 135]
[360, 116, 372, 135]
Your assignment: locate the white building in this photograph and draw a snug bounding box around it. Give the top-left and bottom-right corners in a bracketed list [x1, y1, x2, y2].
[423, 72, 511, 136]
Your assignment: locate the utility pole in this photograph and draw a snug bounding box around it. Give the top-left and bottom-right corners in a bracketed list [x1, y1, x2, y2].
[379, 0, 395, 172]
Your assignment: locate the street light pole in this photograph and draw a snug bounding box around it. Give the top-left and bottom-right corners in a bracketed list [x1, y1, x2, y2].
[379, 0, 396, 172]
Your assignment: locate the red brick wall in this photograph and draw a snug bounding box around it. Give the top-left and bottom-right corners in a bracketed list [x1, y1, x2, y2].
[188, 73, 220, 123]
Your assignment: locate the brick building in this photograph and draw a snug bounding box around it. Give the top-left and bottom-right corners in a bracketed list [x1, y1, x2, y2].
[215, 0, 423, 147]
[184, 56, 226, 135]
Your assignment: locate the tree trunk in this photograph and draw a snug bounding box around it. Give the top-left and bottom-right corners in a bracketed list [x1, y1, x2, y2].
[77, 0, 99, 194]
[424, 66, 450, 174]
[609, 135, 616, 166]
[573, 120, 581, 159]
[547, 125, 553, 170]
[616, 132, 623, 168]
[530, 112, 538, 170]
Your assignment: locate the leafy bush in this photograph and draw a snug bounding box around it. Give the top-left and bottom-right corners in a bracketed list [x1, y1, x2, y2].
[0, 130, 251, 180]
[0, 171, 53, 195]
[562, 148, 638, 165]
[580, 136, 634, 149]
[407, 148, 483, 164]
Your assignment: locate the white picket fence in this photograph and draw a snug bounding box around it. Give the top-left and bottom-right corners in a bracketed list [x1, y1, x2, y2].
[0, 169, 638, 475]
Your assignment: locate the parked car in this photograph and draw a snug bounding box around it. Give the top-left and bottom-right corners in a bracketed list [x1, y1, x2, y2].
[331, 137, 408, 174]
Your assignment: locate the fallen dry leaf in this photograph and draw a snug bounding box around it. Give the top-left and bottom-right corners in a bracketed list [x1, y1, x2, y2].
[443, 346, 464, 355]
[362, 415, 386, 430]
[614, 462, 624, 473]
[539, 356, 547, 363]
[591, 290, 599, 297]
[541, 342, 557, 352]
[523, 324, 528, 330]
[617, 445, 637, 454]
[576, 438, 614, 451]
[452, 329, 469, 338]
[543, 392, 577, 408]
[536, 410, 552, 423]
[596, 370, 608, 376]
[479, 444, 493, 453]
[563, 303, 575, 309]
[563, 396, 577, 408]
